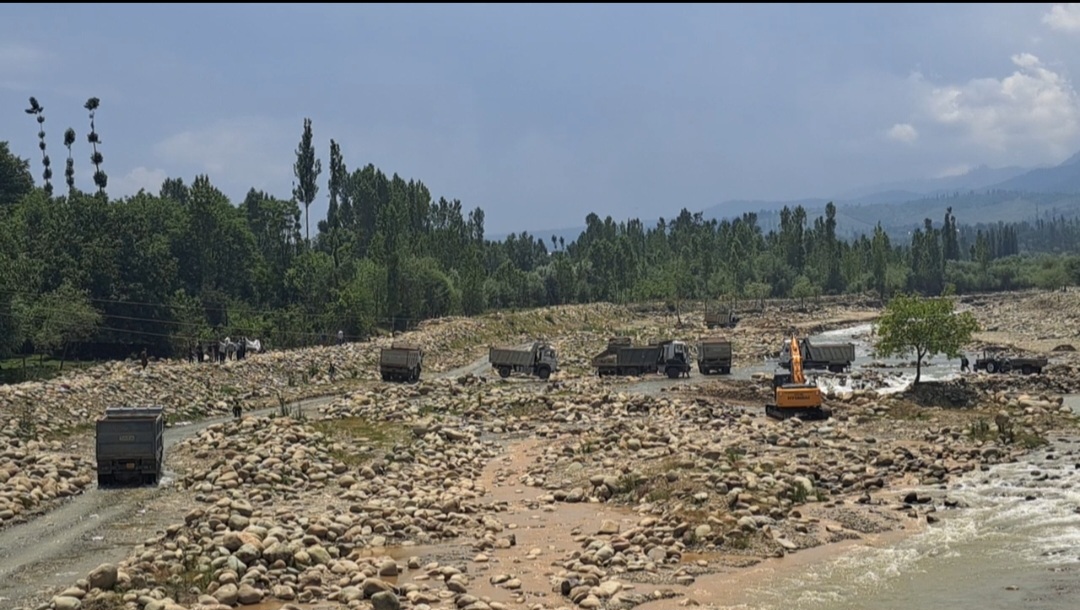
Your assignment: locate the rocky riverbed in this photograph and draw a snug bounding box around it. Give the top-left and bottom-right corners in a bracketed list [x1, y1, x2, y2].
[2, 289, 1080, 610]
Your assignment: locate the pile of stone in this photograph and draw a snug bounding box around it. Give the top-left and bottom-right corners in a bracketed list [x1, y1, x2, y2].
[0, 437, 94, 527]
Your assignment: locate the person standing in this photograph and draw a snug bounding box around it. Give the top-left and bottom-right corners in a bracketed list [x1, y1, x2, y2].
[140, 349, 149, 370]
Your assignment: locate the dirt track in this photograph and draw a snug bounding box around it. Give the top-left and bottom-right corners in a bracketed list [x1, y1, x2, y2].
[0, 394, 345, 608]
[4, 293, 1077, 610]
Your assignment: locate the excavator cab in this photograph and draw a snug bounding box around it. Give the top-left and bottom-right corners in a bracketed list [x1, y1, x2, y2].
[766, 335, 830, 421]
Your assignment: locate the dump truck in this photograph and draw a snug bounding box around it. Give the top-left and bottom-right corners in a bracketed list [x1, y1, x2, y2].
[780, 338, 855, 373]
[653, 339, 693, 378]
[489, 341, 559, 380]
[380, 342, 423, 382]
[593, 344, 661, 377]
[697, 337, 733, 375]
[95, 406, 165, 487]
[704, 309, 740, 329]
[973, 347, 1047, 375]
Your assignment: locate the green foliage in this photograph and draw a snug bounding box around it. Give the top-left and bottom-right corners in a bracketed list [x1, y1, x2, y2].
[0, 142, 34, 207]
[25, 281, 102, 365]
[6, 109, 1080, 366]
[873, 293, 979, 384]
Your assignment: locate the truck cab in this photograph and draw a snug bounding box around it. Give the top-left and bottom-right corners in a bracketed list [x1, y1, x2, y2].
[537, 343, 559, 370]
[657, 340, 692, 379]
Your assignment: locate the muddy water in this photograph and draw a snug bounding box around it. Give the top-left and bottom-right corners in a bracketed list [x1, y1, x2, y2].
[636, 437, 1080, 610]
[1063, 394, 1080, 415]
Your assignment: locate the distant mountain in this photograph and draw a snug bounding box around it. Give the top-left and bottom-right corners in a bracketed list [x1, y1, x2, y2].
[837, 164, 1033, 204]
[491, 151, 1080, 245]
[986, 151, 1080, 193]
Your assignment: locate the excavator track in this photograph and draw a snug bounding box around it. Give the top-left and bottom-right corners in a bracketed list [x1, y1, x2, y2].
[765, 404, 831, 421]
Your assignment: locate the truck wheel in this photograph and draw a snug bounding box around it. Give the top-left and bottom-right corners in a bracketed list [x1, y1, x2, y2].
[722, 366, 731, 375]
[666, 367, 680, 379]
[499, 366, 511, 379]
[986, 361, 998, 374]
[1021, 365, 1033, 375]
[97, 474, 109, 488]
[538, 366, 551, 380]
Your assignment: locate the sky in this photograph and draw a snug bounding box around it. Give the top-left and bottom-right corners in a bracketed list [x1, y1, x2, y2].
[4, 4, 1080, 235]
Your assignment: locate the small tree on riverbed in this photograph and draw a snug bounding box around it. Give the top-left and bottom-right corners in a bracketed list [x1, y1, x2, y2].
[872, 293, 979, 385]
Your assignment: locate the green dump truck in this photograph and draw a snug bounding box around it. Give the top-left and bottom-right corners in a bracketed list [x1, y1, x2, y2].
[380, 342, 423, 382]
[697, 337, 733, 375]
[780, 338, 855, 373]
[95, 406, 165, 487]
[489, 341, 559, 380]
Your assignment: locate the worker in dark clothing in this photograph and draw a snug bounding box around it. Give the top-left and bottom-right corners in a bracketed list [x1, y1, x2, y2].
[196, 343, 204, 363]
[960, 355, 970, 372]
[232, 400, 242, 420]
[140, 349, 149, 370]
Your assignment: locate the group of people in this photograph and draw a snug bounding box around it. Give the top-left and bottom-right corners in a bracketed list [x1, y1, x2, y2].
[187, 338, 255, 364]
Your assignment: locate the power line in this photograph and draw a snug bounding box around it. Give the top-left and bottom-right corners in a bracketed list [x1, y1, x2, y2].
[0, 286, 448, 325]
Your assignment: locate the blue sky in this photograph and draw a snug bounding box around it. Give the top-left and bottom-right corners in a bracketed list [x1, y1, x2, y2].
[4, 3, 1080, 234]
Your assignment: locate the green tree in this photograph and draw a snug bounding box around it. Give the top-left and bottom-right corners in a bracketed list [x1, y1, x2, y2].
[745, 281, 771, 311]
[27, 281, 102, 369]
[790, 275, 820, 309]
[0, 142, 34, 207]
[293, 118, 322, 243]
[84, 97, 107, 195]
[872, 293, 979, 384]
[25, 97, 52, 197]
[63, 127, 77, 192]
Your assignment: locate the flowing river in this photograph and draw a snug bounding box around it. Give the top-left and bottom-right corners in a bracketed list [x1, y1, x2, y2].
[711, 436, 1080, 610]
[712, 323, 1080, 609]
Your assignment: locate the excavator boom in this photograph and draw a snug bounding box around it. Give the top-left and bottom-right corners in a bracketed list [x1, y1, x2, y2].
[766, 334, 828, 421]
[790, 335, 805, 384]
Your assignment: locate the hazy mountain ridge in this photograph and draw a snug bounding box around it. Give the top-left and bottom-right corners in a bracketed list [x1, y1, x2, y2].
[489, 152, 1080, 243]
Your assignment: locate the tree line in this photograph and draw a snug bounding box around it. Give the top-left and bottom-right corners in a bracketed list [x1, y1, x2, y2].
[1, 103, 1078, 363]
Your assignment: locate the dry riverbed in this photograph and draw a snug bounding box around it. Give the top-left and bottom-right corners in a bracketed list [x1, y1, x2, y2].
[1, 290, 1079, 610]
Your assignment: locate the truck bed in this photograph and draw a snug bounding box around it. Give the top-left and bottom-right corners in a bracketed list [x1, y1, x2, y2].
[489, 347, 535, 367]
[380, 347, 421, 369]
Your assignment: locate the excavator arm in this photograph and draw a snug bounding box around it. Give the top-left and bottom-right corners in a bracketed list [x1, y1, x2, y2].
[766, 335, 827, 421]
[789, 335, 805, 384]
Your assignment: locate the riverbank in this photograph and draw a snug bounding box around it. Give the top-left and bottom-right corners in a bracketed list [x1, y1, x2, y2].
[3, 290, 1080, 610]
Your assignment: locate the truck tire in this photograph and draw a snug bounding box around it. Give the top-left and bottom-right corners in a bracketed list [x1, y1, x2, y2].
[499, 366, 511, 379]
[721, 366, 731, 375]
[666, 367, 680, 379]
[1021, 365, 1033, 375]
[537, 366, 551, 380]
[97, 474, 110, 488]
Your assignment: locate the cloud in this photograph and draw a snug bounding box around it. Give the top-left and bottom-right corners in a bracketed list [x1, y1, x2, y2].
[1043, 4, 1080, 32]
[0, 42, 48, 91]
[0, 42, 46, 71]
[110, 166, 169, 198]
[886, 123, 919, 144]
[935, 164, 972, 178]
[919, 53, 1080, 154]
[153, 116, 295, 192]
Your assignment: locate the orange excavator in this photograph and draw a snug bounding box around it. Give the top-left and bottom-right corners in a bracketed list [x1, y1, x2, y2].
[766, 335, 830, 420]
